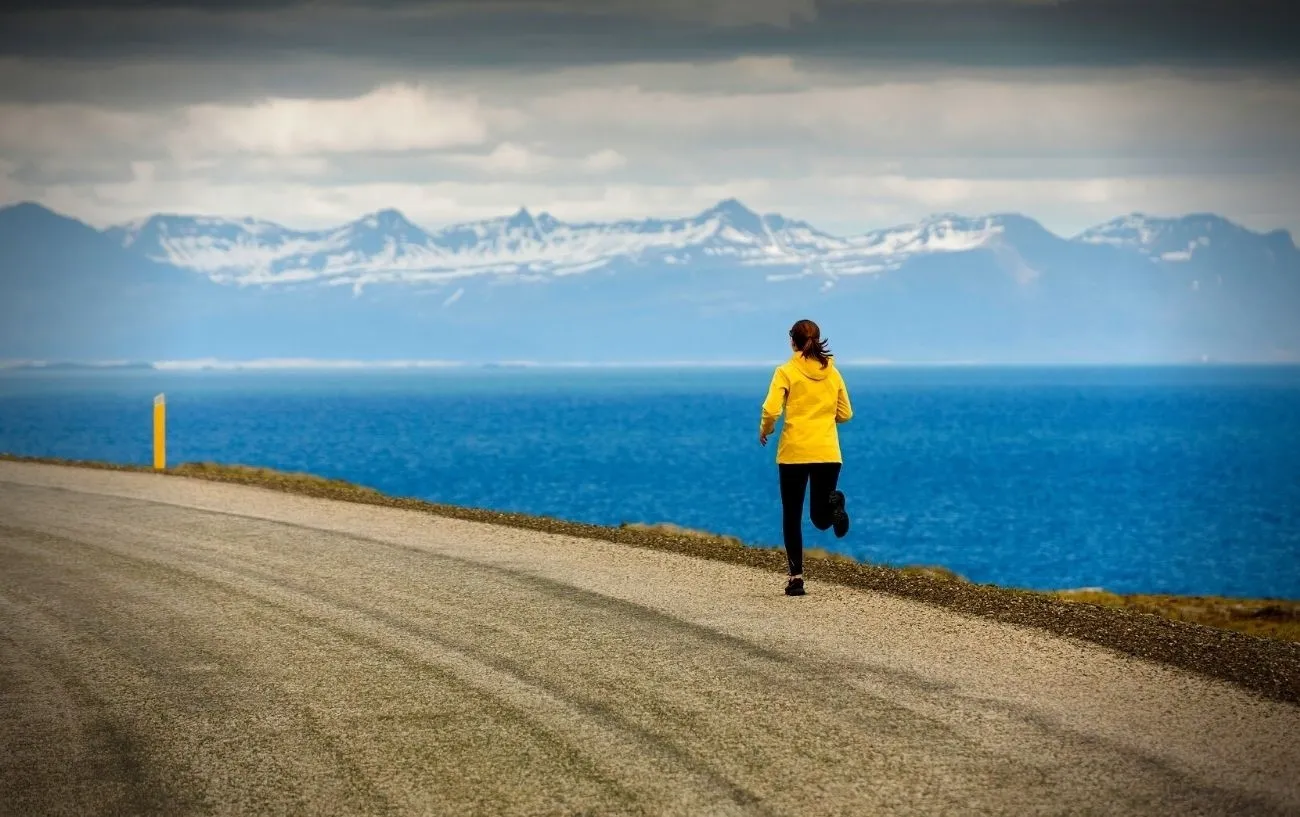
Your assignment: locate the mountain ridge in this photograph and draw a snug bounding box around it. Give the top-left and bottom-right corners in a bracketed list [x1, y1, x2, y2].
[2, 198, 1297, 364]
[5, 198, 1283, 289]
[75, 200, 1295, 246]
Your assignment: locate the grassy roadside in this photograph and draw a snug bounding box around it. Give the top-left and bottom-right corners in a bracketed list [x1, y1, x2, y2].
[1050, 589, 1300, 644]
[3, 452, 1298, 705]
[629, 525, 1300, 643]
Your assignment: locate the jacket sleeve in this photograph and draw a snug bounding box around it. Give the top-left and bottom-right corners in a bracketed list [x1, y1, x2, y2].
[834, 372, 854, 423]
[760, 368, 788, 435]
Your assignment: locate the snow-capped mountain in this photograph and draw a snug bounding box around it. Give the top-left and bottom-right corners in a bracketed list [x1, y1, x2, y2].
[1076, 212, 1292, 261]
[103, 199, 1072, 288]
[105, 208, 449, 285]
[1072, 212, 1300, 287]
[3, 199, 1298, 364]
[112, 199, 1279, 295]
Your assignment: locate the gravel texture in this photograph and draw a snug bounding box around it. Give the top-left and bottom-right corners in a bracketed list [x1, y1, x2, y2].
[4, 454, 1299, 706]
[1, 460, 1299, 816]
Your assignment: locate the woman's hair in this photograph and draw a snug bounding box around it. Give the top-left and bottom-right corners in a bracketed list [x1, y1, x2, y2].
[790, 319, 831, 368]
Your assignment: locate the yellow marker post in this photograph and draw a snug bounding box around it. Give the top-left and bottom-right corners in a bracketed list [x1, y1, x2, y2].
[153, 393, 166, 470]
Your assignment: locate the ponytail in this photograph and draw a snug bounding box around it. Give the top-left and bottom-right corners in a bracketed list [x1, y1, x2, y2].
[804, 336, 831, 368]
[789, 319, 832, 368]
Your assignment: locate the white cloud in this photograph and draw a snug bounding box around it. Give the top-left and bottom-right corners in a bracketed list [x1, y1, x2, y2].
[443, 144, 626, 176]
[0, 83, 495, 165]
[2, 58, 1297, 240]
[170, 83, 489, 157]
[582, 149, 627, 173]
[5, 63, 1297, 171]
[449, 142, 554, 174]
[0, 101, 165, 158]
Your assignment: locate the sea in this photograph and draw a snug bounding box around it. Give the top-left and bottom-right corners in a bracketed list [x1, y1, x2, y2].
[2, 364, 1298, 600]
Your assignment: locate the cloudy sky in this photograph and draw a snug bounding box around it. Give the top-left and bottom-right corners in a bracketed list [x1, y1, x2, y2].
[0, 0, 1297, 237]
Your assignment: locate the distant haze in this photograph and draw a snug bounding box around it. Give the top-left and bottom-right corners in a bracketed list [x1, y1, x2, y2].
[2, 198, 1297, 365]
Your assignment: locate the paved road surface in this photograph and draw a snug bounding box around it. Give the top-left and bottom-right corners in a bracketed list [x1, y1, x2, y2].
[2, 461, 1297, 816]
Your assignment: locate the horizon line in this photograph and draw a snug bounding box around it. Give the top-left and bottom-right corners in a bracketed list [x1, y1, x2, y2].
[4, 357, 1298, 372]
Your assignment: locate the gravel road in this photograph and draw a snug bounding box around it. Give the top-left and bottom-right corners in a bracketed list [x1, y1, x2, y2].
[2, 460, 1297, 816]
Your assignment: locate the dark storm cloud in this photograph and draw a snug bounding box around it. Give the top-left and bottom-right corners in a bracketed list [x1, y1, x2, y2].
[0, 0, 1295, 71]
[0, 57, 393, 107]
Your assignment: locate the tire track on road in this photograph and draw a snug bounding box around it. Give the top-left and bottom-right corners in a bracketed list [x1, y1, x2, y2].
[3, 476, 1298, 816]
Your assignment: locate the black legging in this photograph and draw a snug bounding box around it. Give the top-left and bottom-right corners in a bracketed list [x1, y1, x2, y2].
[778, 462, 842, 576]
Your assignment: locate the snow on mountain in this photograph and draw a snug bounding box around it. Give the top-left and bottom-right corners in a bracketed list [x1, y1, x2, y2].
[1071, 212, 1294, 273]
[104, 198, 1045, 287]
[1075, 213, 1223, 262]
[7, 199, 1299, 363]
[105, 214, 338, 283]
[846, 214, 1004, 255]
[97, 198, 1297, 293]
[1072, 212, 1300, 265]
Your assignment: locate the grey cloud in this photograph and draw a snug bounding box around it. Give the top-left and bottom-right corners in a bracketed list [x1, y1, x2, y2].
[870, 155, 1300, 180]
[491, 77, 1300, 164]
[1, 0, 1295, 236]
[0, 58, 395, 108]
[0, 0, 1296, 73]
[8, 159, 139, 187]
[4, 67, 1297, 185]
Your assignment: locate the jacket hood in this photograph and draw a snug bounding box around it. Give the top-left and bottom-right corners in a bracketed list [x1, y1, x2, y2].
[789, 352, 834, 381]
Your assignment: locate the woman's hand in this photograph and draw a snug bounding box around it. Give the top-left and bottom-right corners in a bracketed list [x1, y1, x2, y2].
[759, 431, 769, 446]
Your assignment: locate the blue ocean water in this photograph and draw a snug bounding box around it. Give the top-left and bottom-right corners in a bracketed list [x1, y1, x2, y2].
[2, 365, 1298, 599]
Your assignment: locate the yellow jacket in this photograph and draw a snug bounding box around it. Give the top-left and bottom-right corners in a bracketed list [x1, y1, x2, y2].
[760, 353, 854, 464]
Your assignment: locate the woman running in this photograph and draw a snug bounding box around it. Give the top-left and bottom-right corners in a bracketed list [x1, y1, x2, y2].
[759, 319, 853, 596]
